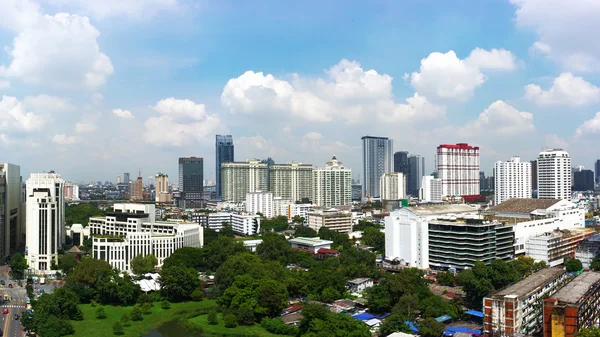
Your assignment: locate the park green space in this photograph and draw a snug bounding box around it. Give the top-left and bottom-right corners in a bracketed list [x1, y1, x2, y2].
[188, 313, 283, 337]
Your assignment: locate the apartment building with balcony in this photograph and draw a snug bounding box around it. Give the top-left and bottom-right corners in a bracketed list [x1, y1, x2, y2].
[526, 228, 595, 267]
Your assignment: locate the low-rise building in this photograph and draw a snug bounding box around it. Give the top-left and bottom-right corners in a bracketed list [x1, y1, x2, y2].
[243, 239, 263, 252]
[543, 272, 600, 337]
[307, 209, 353, 233]
[575, 234, 600, 269]
[526, 228, 595, 267]
[246, 191, 274, 217]
[206, 212, 261, 236]
[281, 203, 313, 221]
[347, 278, 374, 293]
[289, 237, 333, 254]
[65, 224, 90, 246]
[483, 268, 568, 337]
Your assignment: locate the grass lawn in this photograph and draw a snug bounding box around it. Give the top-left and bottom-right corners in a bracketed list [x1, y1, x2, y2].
[188, 313, 283, 337]
[68, 300, 217, 337]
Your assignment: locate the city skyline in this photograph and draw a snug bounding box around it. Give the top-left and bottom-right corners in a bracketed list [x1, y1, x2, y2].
[1, 1, 600, 181]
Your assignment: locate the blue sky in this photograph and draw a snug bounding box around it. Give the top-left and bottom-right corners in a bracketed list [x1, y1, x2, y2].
[0, 0, 600, 183]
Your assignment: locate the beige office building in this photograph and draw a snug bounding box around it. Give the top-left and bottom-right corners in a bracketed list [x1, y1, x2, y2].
[155, 173, 171, 203]
[270, 162, 313, 202]
[312, 156, 352, 207]
[221, 160, 268, 203]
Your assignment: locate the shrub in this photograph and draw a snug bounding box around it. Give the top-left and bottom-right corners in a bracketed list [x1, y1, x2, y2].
[95, 307, 107, 319]
[131, 306, 143, 321]
[161, 300, 171, 310]
[141, 302, 152, 315]
[224, 314, 237, 328]
[113, 321, 124, 335]
[190, 289, 204, 302]
[137, 293, 153, 305]
[120, 313, 130, 326]
[208, 310, 218, 325]
[261, 317, 298, 335]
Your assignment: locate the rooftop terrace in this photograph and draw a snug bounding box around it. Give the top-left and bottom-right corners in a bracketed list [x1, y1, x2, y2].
[551, 272, 600, 304]
[492, 267, 565, 298]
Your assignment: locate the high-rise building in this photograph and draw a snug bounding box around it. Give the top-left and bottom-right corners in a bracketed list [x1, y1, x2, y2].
[493, 157, 532, 205]
[116, 175, 121, 184]
[420, 176, 442, 202]
[408, 155, 425, 197]
[155, 173, 171, 203]
[361, 136, 393, 199]
[537, 149, 571, 200]
[480, 171, 487, 190]
[380, 173, 406, 200]
[215, 135, 234, 199]
[269, 162, 313, 202]
[25, 172, 65, 272]
[394, 151, 410, 175]
[0, 163, 23, 260]
[130, 171, 143, 201]
[179, 157, 204, 207]
[221, 160, 268, 203]
[64, 182, 79, 201]
[437, 143, 480, 197]
[312, 155, 352, 207]
[261, 158, 275, 191]
[595, 160, 600, 185]
[246, 191, 274, 218]
[531, 160, 538, 191]
[124, 172, 130, 185]
[573, 170, 595, 191]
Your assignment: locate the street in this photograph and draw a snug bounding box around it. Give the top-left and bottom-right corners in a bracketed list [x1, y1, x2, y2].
[0, 266, 24, 337]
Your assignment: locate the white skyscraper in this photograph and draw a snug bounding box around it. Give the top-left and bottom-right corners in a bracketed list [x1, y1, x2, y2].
[246, 191, 274, 218]
[437, 143, 480, 197]
[26, 172, 65, 272]
[537, 149, 571, 200]
[361, 136, 393, 199]
[494, 157, 532, 205]
[420, 176, 442, 202]
[380, 173, 407, 200]
[313, 156, 352, 207]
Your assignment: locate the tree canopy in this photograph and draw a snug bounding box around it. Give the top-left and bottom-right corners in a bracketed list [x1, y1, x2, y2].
[65, 203, 105, 226]
[130, 254, 158, 275]
[9, 253, 28, 279]
[565, 258, 583, 273]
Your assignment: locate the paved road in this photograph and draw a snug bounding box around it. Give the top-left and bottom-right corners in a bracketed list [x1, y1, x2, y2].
[0, 266, 24, 337]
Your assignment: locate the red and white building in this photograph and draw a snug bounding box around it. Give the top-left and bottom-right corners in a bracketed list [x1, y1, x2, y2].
[437, 143, 480, 197]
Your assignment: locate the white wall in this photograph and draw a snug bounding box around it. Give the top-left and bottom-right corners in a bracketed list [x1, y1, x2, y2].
[384, 208, 428, 268]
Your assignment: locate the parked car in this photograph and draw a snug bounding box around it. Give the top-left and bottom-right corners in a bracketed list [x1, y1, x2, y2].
[0, 280, 5, 285]
[2, 308, 8, 314]
[13, 314, 19, 320]
[8, 284, 12, 288]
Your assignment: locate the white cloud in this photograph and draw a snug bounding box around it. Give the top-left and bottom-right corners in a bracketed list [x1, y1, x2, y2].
[23, 94, 74, 113]
[575, 111, 600, 137]
[303, 132, 323, 141]
[222, 59, 444, 124]
[531, 41, 551, 55]
[378, 93, 446, 123]
[112, 108, 134, 119]
[462, 100, 534, 136]
[43, 0, 182, 19]
[524, 73, 600, 106]
[0, 1, 113, 89]
[0, 95, 47, 132]
[52, 133, 78, 145]
[144, 98, 223, 147]
[410, 48, 517, 102]
[512, 0, 600, 72]
[545, 134, 569, 149]
[75, 113, 100, 133]
[465, 48, 518, 71]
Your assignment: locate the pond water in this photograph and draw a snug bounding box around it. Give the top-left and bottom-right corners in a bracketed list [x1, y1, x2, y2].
[143, 320, 204, 337]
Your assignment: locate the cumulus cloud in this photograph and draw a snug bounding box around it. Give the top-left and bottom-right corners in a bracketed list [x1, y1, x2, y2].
[75, 113, 100, 133]
[512, 0, 600, 72]
[410, 48, 517, 102]
[524, 73, 600, 106]
[462, 100, 534, 136]
[0, 95, 47, 132]
[23, 94, 74, 113]
[222, 59, 443, 124]
[144, 98, 223, 147]
[112, 108, 134, 119]
[52, 133, 78, 145]
[0, 0, 113, 89]
[575, 111, 600, 137]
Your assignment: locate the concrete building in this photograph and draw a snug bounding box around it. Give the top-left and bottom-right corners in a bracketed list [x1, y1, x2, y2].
[573, 170, 594, 191]
[281, 203, 313, 221]
[526, 228, 595, 267]
[420, 176, 442, 203]
[206, 212, 260, 235]
[221, 160, 268, 203]
[89, 203, 203, 271]
[179, 157, 204, 208]
[483, 268, 568, 337]
[490, 198, 586, 256]
[307, 209, 353, 233]
[543, 272, 600, 337]
[288, 237, 333, 253]
[575, 234, 600, 269]
[437, 143, 480, 197]
[531, 160, 538, 191]
[65, 224, 90, 247]
[384, 208, 429, 268]
[408, 155, 425, 197]
[537, 149, 571, 200]
[312, 156, 352, 207]
[595, 159, 600, 185]
[347, 278, 374, 293]
[394, 151, 410, 177]
[64, 182, 80, 201]
[494, 157, 532, 205]
[269, 162, 313, 202]
[0, 163, 24, 260]
[362, 136, 393, 199]
[25, 172, 65, 272]
[130, 172, 143, 201]
[380, 172, 406, 201]
[215, 135, 234, 199]
[155, 173, 171, 203]
[246, 191, 274, 218]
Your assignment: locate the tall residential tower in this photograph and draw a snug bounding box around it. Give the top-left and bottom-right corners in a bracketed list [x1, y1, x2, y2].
[361, 136, 393, 199]
[312, 156, 352, 207]
[437, 143, 480, 197]
[494, 157, 532, 205]
[215, 135, 234, 199]
[537, 149, 571, 200]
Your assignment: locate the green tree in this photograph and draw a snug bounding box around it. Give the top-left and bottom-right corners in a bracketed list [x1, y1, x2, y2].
[256, 232, 291, 264]
[161, 301, 171, 310]
[162, 247, 205, 270]
[96, 306, 107, 319]
[208, 310, 219, 325]
[8, 253, 28, 279]
[65, 203, 105, 226]
[565, 258, 583, 272]
[257, 279, 288, 317]
[141, 302, 152, 315]
[512, 255, 535, 277]
[131, 306, 143, 321]
[220, 222, 235, 237]
[26, 284, 34, 299]
[437, 271, 455, 286]
[113, 321, 124, 335]
[120, 313, 130, 326]
[419, 317, 446, 337]
[393, 294, 420, 320]
[292, 215, 305, 225]
[224, 314, 238, 328]
[58, 253, 79, 275]
[362, 226, 385, 252]
[190, 289, 204, 301]
[159, 265, 201, 301]
[591, 257, 600, 271]
[320, 286, 341, 303]
[379, 314, 412, 336]
[293, 226, 318, 237]
[298, 303, 370, 337]
[199, 236, 247, 272]
[578, 327, 600, 337]
[130, 254, 158, 275]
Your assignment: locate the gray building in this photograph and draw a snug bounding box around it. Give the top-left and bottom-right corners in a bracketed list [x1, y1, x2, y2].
[573, 169, 594, 191]
[408, 155, 425, 197]
[0, 163, 23, 261]
[394, 151, 410, 175]
[361, 136, 393, 199]
[215, 135, 234, 199]
[123, 172, 130, 185]
[262, 158, 275, 191]
[178, 157, 203, 208]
